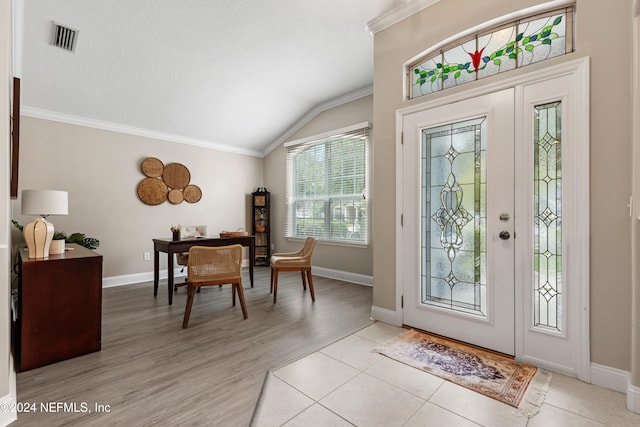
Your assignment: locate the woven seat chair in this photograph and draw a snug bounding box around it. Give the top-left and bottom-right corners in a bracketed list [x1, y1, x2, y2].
[270, 237, 317, 303]
[175, 225, 208, 291]
[182, 244, 247, 328]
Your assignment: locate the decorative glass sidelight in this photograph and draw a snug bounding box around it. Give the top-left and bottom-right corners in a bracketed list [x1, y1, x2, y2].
[421, 117, 487, 317]
[533, 101, 562, 332]
[410, 7, 574, 99]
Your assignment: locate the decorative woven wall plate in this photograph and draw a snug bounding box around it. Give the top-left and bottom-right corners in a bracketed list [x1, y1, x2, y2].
[137, 178, 168, 205]
[168, 189, 184, 204]
[141, 157, 164, 177]
[163, 163, 190, 189]
[183, 185, 202, 203]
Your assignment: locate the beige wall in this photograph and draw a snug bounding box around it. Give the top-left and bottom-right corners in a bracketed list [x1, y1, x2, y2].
[373, 0, 634, 371]
[1, 0, 14, 421]
[12, 117, 263, 279]
[263, 95, 373, 276]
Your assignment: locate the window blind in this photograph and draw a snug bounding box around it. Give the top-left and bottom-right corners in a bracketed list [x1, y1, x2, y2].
[284, 123, 370, 244]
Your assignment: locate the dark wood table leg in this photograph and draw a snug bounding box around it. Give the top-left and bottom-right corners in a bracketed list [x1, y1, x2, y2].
[153, 249, 160, 297]
[167, 251, 174, 305]
[249, 240, 254, 288]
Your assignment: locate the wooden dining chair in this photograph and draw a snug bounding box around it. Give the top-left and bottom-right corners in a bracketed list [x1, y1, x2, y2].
[175, 225, 208, 291]
[182, 244, 247, 328]
[270, 237, 317, 303]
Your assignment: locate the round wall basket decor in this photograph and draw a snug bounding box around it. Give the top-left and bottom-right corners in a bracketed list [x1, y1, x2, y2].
[137, 157, 202, 206]
[141, 157, 164, 178]
[163, 163, 190, 189]
[183, 185, 202, 203]
[137, 178, 168, 205]
[167, 189, 184, 204]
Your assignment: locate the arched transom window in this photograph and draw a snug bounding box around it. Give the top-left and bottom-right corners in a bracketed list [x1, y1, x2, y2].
[408, 5, 575, 99]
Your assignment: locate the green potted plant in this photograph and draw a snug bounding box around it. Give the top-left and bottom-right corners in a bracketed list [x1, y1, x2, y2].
[49, 231, 67, 254]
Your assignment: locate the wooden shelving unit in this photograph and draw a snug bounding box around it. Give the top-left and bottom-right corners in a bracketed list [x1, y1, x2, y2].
[252, 188, 270, 265]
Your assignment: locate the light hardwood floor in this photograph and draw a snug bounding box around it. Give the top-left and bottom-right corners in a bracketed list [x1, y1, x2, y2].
[12, 267, 373, 426]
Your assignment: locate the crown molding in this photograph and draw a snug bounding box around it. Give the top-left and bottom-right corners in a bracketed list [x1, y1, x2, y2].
[20, 106, 264, 158]
[367, 0, 440, 35]
[262, 85, 373, 156]
[22, 89, 374, 159]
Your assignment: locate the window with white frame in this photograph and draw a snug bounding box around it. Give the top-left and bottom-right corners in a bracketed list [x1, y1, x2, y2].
[285, 123, 370, 244]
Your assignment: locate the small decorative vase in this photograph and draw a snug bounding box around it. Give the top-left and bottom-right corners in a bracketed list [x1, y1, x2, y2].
[172, 231, 181, 241]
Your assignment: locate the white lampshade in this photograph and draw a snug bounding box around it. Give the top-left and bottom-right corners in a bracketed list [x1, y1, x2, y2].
[22, 190, 68, 217]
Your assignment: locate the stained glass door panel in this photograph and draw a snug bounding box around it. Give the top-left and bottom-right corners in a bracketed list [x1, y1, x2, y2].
[422, 117, 487, 317]
[402, 89, 515, 355]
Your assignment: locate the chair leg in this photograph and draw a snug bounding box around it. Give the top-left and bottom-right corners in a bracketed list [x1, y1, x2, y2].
[182, 284, 196, 328]
[235, 281, 248, 319]
[270, 266, 274, 293]
[301, 271, 307, 290]
[273, 270, 279, 303]
[307, 270, 315, 302]
[232, 283, 236, 306]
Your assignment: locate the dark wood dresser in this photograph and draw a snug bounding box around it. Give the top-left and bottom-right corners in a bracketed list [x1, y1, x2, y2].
[14, 243, 103, 372]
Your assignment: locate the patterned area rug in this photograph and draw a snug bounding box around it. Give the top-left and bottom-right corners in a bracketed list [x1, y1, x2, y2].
[375, 329, 550, 414]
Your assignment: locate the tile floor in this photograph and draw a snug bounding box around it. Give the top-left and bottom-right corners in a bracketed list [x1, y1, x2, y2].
[251, 322, 640, 427]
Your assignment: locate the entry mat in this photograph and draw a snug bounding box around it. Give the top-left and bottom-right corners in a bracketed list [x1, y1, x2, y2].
[374, 329, 551, 415]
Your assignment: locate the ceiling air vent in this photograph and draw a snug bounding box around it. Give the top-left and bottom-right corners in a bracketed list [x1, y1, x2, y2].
[52, 22, 78, 52]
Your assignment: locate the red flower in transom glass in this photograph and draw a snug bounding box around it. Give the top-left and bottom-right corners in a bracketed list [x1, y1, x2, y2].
[468, 48, 485, 73]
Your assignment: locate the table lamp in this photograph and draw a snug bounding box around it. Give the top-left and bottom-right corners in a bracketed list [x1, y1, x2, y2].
[21, 190, 69, 258]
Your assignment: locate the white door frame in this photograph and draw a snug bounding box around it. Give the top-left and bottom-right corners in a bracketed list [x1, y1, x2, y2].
[395, 57, 590, 381]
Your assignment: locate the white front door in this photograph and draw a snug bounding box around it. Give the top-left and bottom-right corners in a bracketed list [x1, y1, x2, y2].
[398, 60, 590, 379]
[401, 88, 516, 355]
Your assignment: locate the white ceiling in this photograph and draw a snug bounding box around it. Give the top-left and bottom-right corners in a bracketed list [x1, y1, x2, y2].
[20, 0, 411, 156]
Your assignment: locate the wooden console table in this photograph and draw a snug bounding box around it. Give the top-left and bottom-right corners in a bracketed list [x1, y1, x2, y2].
[153, 235, 255, 305]
[14, 244, 103, 372]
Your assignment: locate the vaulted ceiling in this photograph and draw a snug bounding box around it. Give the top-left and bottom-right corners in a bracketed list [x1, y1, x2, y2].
[19, 0, 413, 156]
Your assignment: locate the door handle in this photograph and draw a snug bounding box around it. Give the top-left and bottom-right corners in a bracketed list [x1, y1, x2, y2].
[499, 231, 510, 240]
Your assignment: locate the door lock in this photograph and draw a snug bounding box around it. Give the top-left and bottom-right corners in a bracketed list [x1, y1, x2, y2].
[499, 231, 511, 240]
[499, 212, 510, 222]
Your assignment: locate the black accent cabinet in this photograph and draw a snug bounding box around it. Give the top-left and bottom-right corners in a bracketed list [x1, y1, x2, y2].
[252, 188, 270, 265]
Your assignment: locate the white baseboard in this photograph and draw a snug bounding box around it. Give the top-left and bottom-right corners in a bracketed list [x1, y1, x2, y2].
[102, 268, 186, 288]
[590, 363, 629, 394]
[312, 266, 372, 286]
[628, 383, 640, 414]
[103, 264, 370, 288]
[0, 394, 17, 427]
[370, 305, 402, 326]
